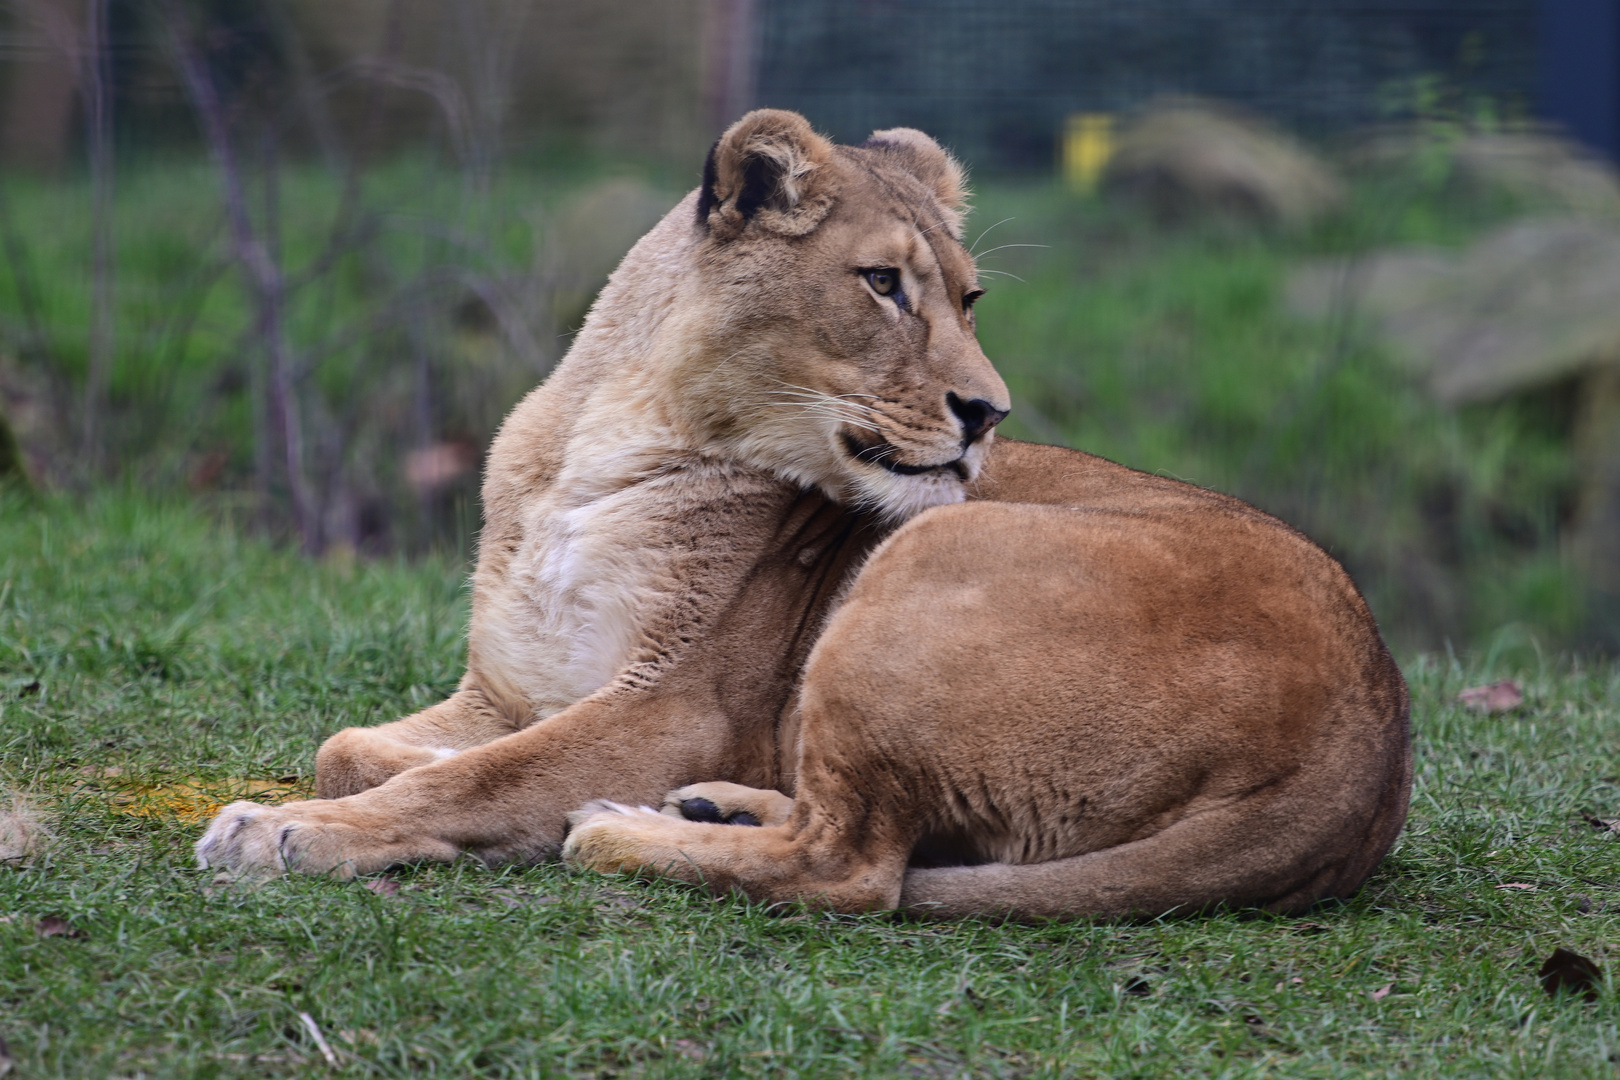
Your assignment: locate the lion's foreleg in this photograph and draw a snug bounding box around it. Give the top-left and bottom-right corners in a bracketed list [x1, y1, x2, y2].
[198, 693, 739, 878]
[314, 688, 522, 799]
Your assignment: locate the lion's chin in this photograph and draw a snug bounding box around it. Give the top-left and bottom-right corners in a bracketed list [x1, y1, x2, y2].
[847, 465, 967, 523]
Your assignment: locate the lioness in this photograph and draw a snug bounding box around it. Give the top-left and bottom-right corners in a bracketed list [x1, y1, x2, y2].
[197, 110, 1410, 918]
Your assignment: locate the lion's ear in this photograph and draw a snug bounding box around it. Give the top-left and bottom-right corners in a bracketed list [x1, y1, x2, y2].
[698, 110, 836, 239]
[862, 128, 969, 235]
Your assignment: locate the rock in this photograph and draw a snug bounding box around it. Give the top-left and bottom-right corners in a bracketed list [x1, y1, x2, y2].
[1350, 125, 1620, 219]
[1288, 218, 1620, 635]
[1287, 219, 1620, 405]
[1102, 97, 1344, 228]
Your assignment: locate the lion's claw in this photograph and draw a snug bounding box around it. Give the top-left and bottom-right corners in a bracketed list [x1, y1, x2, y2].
[195, 800, 289, 878]
[195, 798, 458, 880]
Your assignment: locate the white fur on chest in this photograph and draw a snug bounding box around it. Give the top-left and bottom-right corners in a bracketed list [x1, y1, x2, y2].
[480, 485, 673, 719]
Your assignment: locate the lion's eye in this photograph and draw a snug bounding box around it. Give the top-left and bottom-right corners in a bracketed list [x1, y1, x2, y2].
[863, 268, 901, 297]
[963, 288, 985, 310]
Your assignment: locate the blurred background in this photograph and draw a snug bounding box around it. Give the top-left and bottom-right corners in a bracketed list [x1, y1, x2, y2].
[0, 0, 1616, 656]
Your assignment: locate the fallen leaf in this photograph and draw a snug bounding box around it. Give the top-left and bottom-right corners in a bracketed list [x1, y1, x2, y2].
[362, 877, 400, 898]
[1496, 883, 1536, 891]
[83, 774, 314, 824]
[36, 915, 83, 939]
[1371, 982, 1394, 1000]
[1539, 947, 1602, 1003]
[1457, 679, 1523, 713]
[1582, 814, 1620, 836]
[672, 1039, 707, 1062]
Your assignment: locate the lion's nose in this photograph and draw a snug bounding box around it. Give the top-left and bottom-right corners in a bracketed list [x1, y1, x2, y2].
[947, 392, 1009, 446]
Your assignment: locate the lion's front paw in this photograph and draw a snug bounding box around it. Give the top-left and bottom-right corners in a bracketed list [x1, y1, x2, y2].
[196, 798, 457, 880]
[661, 782, 795, 827]
[195, 800, 291, 878]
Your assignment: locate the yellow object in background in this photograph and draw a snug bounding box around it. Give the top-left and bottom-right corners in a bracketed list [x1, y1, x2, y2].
[1063, 112, 1116, 193]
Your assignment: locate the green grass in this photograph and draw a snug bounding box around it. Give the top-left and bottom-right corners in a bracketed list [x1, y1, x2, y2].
[3, 494, 1620, 1078]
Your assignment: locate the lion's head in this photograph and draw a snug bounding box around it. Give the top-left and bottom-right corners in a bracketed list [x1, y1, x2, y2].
[668, 109, 1010, 521]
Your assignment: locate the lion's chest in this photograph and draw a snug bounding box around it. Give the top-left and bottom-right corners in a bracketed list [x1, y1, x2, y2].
[477, 491, 674, 719]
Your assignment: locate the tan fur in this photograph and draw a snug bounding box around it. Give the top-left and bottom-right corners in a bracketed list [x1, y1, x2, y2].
[197, 111, 1410, 918]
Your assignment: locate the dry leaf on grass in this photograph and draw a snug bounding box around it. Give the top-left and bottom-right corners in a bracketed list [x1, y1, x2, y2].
[1496, 883, 1536, 891]
[80, 773, 312, 824]
[1539, 947, 1603, 1002]
[1583, 813, 1620, 836]
[362, 877, 400, 898]
[671, 1039, 708, 1062]
[1371, 982, 1394, 1001]
[36, 915, 83, 939]
[1457, 680, 1524, 713]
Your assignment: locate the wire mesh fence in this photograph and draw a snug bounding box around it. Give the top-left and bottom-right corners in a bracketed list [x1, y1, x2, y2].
[758, 0, 1538, 170]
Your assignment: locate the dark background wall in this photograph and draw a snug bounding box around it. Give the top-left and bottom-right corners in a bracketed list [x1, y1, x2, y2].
[1539, 0, 1620, 160]
[756, 0, 1544, 170]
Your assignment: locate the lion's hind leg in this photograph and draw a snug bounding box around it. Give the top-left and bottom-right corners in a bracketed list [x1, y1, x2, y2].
[563, 795, 906, 913]
[314, 688, 521, 798]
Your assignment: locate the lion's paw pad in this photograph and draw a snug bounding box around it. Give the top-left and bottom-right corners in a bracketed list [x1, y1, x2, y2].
[675, 797, 762, 825]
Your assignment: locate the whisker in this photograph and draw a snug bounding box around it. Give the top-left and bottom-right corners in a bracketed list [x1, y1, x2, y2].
[968, 217, 1015, 258]
[973, 243, 1050, 259]
[762, 394, 883, 421]
[763, 384, 885, 416]
[756, 400, 885, 434]
[976, 268, 1025, 282]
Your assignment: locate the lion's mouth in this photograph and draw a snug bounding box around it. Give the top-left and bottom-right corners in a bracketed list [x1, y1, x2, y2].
[841, 432, 969, 481]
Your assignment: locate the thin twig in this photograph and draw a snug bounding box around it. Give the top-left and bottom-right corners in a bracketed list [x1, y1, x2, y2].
[296, 1012, 339, 1068]
[81, 0, 115, 468]
[161, 0, 318, 551]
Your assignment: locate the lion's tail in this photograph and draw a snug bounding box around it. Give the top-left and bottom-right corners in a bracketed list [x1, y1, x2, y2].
[898, 756, 1410, 921]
